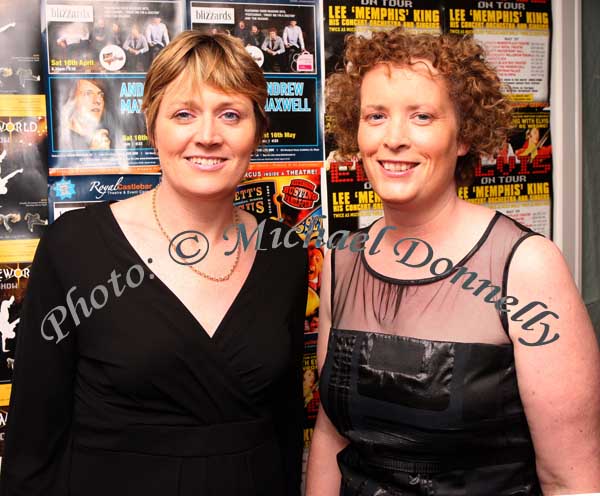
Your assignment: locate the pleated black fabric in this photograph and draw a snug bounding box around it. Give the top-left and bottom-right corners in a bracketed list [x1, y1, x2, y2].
[0, 202, 307, 496]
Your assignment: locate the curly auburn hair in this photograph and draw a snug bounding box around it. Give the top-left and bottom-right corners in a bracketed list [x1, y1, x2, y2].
[326, 28, 512, 185]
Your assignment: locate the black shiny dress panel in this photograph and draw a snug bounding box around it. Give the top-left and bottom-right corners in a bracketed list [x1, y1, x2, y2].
[320, 213, 542, 496]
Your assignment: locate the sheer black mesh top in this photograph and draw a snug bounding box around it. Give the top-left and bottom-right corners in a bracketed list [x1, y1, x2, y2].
[320, 212, 543, 496]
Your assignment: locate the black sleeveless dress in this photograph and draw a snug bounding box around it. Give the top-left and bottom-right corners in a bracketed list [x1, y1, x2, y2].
[320, 212, 543, 495]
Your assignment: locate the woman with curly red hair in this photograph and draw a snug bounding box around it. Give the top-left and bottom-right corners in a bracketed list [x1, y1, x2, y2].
[306, 28, 600, 495]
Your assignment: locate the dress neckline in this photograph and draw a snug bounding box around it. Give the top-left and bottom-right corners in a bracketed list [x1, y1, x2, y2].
[330, 326, 512, 348]
[359, 211, 501, 286]
[89, 201, 265, 342]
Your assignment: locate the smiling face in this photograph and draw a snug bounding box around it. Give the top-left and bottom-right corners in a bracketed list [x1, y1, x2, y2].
[153, 74, 256, 199]
[357, 62, 468, 209]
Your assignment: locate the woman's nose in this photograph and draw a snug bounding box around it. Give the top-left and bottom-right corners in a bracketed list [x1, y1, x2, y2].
[383, 118, 410, 150]
[193, 117, 224, 146]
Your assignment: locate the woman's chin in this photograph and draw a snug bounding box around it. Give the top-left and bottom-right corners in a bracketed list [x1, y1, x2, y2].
[375, 185, 420, 207]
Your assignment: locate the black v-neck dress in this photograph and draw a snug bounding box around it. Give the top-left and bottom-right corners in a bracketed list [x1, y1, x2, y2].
[0, 202, 308, 496]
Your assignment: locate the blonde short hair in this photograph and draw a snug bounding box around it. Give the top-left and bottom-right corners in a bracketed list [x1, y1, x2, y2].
[143, 30, 268, 148]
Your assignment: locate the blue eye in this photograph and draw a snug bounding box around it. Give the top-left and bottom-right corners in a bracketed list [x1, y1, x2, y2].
[366, 113, 385, 122]
[174, 111, 193, 120]
[222, 111, 240, 122]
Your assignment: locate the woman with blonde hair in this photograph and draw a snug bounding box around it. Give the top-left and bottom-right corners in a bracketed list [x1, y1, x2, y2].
[1, 31, 306, 496]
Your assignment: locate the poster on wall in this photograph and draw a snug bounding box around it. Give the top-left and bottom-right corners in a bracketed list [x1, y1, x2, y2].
[189, 0, 323, 163]
[42, 0, 186, 174]
[236, 162, 324, 481]
[461, 104, 552, 237]
[323, 159, 383, 235]
[322, 0, 442, 203]
[301, 330, 318, 491]
[445, 0, 552, 103]
[323, 0, 441, 79]
[0, 96, 49, 241]
[0, 0, 43, 95]
[0, 261, 31, 455]
[236, 162, 322, 228]
[46, 75, 160, 175]
[48, 173, 160, 220]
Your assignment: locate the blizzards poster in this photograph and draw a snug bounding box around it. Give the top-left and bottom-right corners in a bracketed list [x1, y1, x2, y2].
[190, 0, 323, 162]
[446, 0, 551, 103]
[46, 75, 160, 174]
[0, 262, 31, 455]
[0, 0, 43, 95]
[48, 173, 160, 220]
[254, 77, 320, 162]
[43, 0, 185, 173]
[45, 0, 184, 75]
[461, 104, 552, 237]
[0, 96, 49, 242]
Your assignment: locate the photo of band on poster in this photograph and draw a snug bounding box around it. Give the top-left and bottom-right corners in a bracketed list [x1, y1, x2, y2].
[0, 0, 552, 483]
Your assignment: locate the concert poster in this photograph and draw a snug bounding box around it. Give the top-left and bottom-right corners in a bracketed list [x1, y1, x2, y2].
[0, 261, 31, 455]
[462, 104, 552, 237]
[446, 0, 552, 103]
[0, 0, 43, 95]
[0, 96, 48, 242]
[42, 0, 186, 173]
[190, 0, 324, 163]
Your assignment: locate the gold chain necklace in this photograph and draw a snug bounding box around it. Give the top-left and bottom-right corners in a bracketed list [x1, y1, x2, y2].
[151, 184, 241, 282]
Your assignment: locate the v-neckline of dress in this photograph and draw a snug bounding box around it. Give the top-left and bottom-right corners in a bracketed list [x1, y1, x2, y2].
[95, 201, 264, 343]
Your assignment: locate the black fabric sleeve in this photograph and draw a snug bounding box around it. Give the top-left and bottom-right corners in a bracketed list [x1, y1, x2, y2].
[273, 246, 308, 496]
[0, 227, 77, 495]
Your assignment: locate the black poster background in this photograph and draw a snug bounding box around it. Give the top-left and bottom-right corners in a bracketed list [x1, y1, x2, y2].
[0, 0, 43, 95]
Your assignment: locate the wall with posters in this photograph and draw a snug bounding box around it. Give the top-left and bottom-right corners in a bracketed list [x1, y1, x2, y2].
[0, 0, 48, 454]
[0, 0, 559, 487]
[322, 0, 554, 239]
